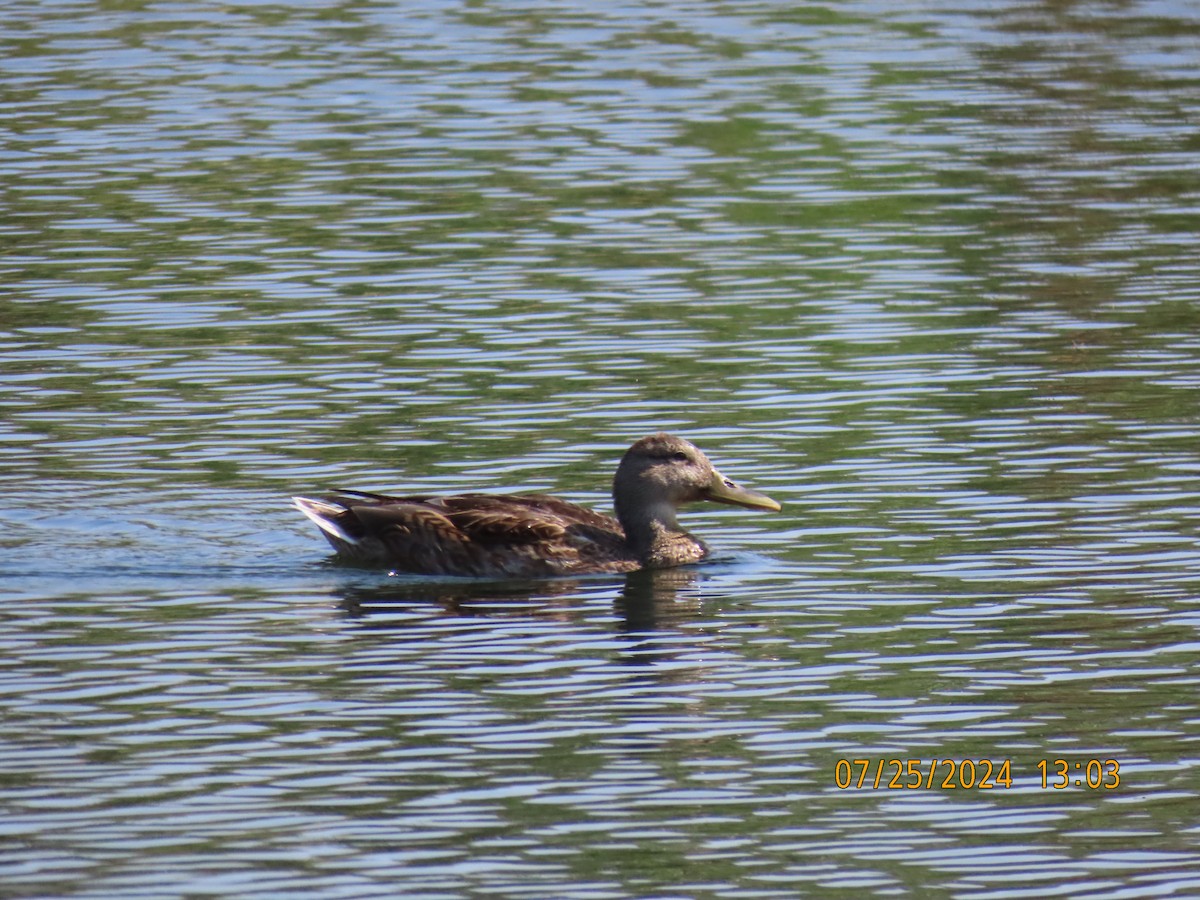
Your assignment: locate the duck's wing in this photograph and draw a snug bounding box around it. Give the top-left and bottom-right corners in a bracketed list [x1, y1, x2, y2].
[487, 494, 624, 533]
[433, 494, 631, 575]
[436, 494, 621, 536]
[294, 492, 633, 576]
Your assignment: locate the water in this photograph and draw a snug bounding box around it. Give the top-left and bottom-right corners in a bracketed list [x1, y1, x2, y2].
[3, 0, 1200, 896]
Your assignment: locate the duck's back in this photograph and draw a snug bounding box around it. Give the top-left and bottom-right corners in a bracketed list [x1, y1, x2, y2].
[294, 491, 638, 577]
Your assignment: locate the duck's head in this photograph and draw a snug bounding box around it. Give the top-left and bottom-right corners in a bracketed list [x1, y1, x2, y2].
[612, 433, 781, 533]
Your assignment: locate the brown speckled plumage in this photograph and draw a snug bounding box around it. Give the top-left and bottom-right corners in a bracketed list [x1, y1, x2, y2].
[294, 433, 780, 577]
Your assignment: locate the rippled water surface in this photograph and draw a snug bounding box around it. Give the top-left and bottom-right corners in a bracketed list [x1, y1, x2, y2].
[4, 1, 1200, 897]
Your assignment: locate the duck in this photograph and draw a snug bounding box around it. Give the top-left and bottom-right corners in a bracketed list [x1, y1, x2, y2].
[293, 432, 780, 578]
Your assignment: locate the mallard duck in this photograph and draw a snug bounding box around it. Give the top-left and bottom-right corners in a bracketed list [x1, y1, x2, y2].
[293, 432, 780, 578]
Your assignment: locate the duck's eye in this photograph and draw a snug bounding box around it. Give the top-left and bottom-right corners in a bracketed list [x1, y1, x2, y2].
[671, 451, 690, 463]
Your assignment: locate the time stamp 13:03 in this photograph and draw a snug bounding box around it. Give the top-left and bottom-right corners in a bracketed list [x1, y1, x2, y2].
[834, 758, 1121, 790]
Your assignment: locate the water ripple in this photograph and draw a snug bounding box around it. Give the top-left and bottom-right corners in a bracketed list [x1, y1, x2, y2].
[4, 0, 1200, 897]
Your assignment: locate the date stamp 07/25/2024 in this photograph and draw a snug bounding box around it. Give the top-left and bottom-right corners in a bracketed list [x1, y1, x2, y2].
[834, 758, 1121, 791]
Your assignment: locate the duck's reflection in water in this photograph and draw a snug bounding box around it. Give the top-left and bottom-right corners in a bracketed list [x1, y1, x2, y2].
[614, 567, 702, 631]
[335, 565, 702, 632]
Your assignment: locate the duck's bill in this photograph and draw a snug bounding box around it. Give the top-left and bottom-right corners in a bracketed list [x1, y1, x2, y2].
[705, 470, 782, 512]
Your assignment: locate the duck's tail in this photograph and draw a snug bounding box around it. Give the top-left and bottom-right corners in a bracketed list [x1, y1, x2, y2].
[292, 496, 359, 546]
